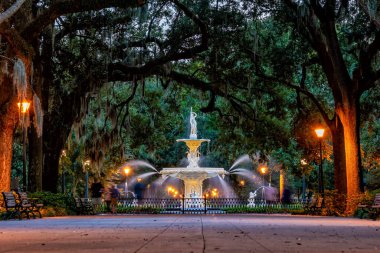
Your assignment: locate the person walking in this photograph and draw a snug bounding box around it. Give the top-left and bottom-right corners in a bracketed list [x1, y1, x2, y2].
[110, 185, 120, 214]
[91, 179, 104, 213]
[134, 178, 145, 205]
[103, 187, 112, 213]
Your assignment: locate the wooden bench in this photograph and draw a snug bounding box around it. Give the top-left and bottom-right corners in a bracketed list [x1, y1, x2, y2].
[74, 198, 95, 215]
[304, 196, 323, 215]
[358, 193, 380, 220]
[16, 192, 44, 218]
[2, 192, 31, 220]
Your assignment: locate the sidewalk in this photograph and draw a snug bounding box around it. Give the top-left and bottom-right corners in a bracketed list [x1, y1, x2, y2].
[0, 214, 379, 253]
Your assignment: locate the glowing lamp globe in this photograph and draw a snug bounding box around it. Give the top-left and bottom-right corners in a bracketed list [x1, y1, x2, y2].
[17, 101, 30, 113]
[315, 128, 325, 138]
[260, 166, 267, 175]
[124, 167, 131, 175]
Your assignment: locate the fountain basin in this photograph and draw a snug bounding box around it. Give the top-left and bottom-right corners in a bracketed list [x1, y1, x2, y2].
[160, 167, 228, 198]
[176, 139, 210, 154]
[161, 167, 227, 178]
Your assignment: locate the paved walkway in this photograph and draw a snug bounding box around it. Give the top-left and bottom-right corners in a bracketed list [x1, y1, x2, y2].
[0, 214, 379, 253]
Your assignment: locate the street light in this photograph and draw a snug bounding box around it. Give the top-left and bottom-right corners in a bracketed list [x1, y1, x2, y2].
[259, 166, 268, 202]
[259, 166, 268, 185]
[124, 166, 131, 196]
[18, 100, 31, 191]
[83, 159, 91, 198]
[314, 128, 325, 198]
[300, 159, 308, 202]
[17, 101, 31, 113]
[60, 150, 67, 194]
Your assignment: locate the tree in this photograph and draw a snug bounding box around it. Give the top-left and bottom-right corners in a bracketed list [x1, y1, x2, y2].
[226, 1, 379, 212]
[0, 0, 145, 192]
[278, 0, 380, 208]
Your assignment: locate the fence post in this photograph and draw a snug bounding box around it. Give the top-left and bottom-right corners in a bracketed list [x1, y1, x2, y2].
[182, 195, 185, 214]
[204, 197, 207, 214]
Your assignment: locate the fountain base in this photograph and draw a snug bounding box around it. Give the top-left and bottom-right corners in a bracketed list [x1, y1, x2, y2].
[160, 167, 227, 198]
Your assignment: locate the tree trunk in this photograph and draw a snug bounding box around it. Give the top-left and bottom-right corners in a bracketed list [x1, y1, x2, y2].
[28, 29, 53, 192]
[28, 121, 43, 192]
[0, 99, 19, 192]
[42, 107, 72, 192]
[330, 116, 347, 194]
[42, 148, 60, 192]
[336, 97, 362, 213]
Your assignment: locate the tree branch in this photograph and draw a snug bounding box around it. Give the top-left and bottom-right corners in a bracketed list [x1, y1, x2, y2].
[108, 0, 208, 80]
[22, 0, 145, 40]
[257, 72, 334, 127]
[55, 13, 132, 42]
[0, 0, 27, 25]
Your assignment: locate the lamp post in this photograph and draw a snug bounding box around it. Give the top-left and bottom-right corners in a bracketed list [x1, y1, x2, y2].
[259, 166, 267, 185]
[259, 166, 268, 202]
[300, 159, 308, 203]
[60, 150, 67, 194]
[124, 166, 131, 197]
[314, 128, 325, 197]
[83, 159, 91, 198]
[18, 100, 31, 191]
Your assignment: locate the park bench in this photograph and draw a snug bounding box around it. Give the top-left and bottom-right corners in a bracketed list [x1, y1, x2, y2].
[1, 192, 31, 220]
[74, 198, 95, 215]
[358, 193, 380, 220]
[304, 196, 323, 215]
[16, 192, 44, 218]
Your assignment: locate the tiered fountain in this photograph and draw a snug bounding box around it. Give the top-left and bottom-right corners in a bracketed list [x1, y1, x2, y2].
[160, 108, 228, 198]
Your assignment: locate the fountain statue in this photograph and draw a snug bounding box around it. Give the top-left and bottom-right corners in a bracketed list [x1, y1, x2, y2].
[160, 108, 228, 199]
[189, 107, 197, 139]
[247, 192, 257, 207]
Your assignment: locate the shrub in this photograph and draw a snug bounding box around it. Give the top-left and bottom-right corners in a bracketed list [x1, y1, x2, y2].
[116, 205, 163, 214]
[28, 192, 74, 216]
[41, 207, 68, 217]
[28, 192, 69, 208]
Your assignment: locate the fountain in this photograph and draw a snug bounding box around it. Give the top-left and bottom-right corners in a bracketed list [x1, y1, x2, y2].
[118, 108, 279, 209]
[160, 108, 228, 199]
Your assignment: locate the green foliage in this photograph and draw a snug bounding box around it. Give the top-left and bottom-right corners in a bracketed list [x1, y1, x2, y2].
[28, 192, 69, 208]
[11, 141, 23, 179]
[222, 203, 303, 214]
[115, 205, 163, 214]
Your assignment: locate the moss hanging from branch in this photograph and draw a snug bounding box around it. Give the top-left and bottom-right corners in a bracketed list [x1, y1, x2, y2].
[13, 58, 30, 129]
[33, 94, 43, 137]
[13, 58, 27, 101]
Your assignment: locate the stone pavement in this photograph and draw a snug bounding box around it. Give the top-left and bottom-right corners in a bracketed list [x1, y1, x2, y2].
[0, 214, 379, 253]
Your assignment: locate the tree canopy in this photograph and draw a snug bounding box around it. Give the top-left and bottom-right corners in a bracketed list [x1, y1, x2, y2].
[0, 0, 379, 213]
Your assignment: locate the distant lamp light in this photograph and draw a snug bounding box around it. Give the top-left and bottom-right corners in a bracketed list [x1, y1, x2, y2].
[315, 128, 325, 138]
[259, 166, 267, 175]
[124, 166, 131, 175]
[239, 180, 245, 186]
[17, 101, 30, 113]
[300, 159, 307, 166]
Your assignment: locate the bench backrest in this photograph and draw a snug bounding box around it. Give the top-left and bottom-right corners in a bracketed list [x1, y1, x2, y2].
[2, 192, 17, 209]
[17, 192, 31, 206]
[81, 198, 93, 206]
[374, 193, 380, 206]
[316, 197, 323, 208]
[75, 198, 82, 208]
